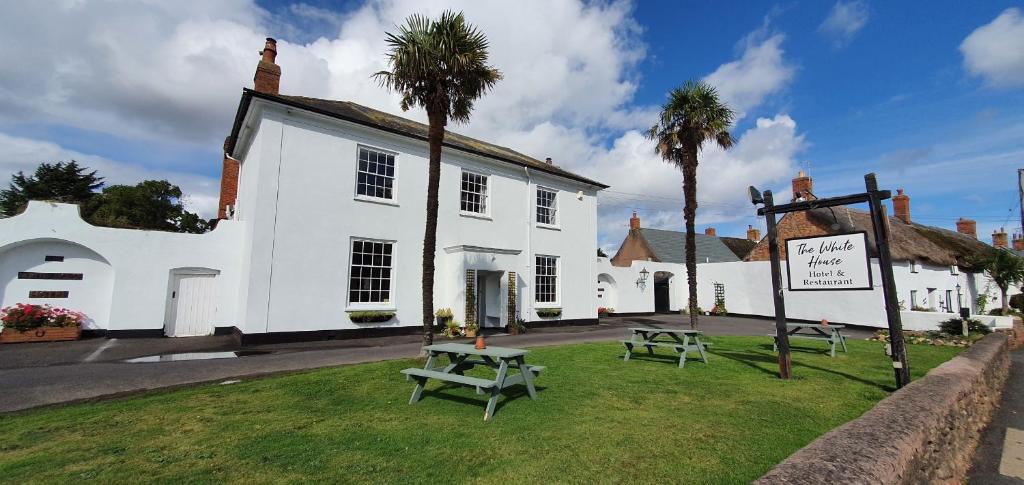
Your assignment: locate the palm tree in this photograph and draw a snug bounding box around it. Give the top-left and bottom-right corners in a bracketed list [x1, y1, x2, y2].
[375, 11, 501, 347]
[647, 81, 734, 329]
[981, 249, 1024, 315]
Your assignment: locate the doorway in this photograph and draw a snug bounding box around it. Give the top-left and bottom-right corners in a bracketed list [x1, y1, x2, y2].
[165, 269, 219, 337]
[476, 270, 505, 328]
[654, 271, 674, 313]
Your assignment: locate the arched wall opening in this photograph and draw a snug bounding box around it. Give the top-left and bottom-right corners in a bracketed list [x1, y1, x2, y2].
[597, 273, 618, 311]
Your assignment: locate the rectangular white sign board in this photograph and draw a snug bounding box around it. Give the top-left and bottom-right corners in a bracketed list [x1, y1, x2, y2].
[786, 232, 873, 291]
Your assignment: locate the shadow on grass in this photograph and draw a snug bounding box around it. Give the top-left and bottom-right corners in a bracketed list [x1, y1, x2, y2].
[709, 349, 893, 392]
[412, 382, 548, 415]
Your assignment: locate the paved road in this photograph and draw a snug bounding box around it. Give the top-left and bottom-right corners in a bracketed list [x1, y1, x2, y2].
[0, 315, 874, 413]
[968, 348, 1024, 483]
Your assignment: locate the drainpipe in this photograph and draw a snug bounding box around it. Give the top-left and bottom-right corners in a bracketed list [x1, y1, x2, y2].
[524, 167, 533, 323]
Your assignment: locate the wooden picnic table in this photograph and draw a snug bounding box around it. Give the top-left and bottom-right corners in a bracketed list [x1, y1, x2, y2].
[400, 343, 544, 421]
[621, 327, 709, 368]
[770, 323, 849, 357]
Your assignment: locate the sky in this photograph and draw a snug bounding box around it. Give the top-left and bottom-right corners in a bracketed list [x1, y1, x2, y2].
[1, 1, 1022, 253]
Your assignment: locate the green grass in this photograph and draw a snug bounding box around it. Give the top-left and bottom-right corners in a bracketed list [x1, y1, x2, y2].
[0, 337, 961, 484]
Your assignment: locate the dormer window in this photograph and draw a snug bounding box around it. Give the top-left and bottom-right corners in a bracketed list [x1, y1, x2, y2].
[950, 265, 959, 275]
[355, 146, 396, 201]
[910, 260, 919, 273]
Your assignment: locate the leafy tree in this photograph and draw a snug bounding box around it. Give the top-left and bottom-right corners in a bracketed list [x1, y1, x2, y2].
[647, 81, 734, 329]
[374, 11, 501, 347]
[979, 249, 1024, 315]
[0, 161, 103, 216]
[87, 180, 209, 233]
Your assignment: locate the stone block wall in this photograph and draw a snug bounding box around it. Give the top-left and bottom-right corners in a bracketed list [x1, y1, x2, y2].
[755, 333, 1010, 484]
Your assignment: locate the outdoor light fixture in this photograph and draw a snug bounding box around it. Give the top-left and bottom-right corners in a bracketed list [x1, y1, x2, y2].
[748, 186, 763, 205]
[636, 267, 650, 290]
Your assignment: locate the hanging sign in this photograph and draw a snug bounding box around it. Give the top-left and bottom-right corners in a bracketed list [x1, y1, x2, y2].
[786, 232, 873, 291]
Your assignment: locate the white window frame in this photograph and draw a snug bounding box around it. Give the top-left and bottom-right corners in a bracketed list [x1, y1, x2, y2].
[459, 169, 491, 218]
[909, 260, 919, 273]
[536, 186, 559, 228]
[353, 145, 398, 204]
[534, 254, 560, 307]
[950, 265, 959, 275]
[345, 237, 396, 311]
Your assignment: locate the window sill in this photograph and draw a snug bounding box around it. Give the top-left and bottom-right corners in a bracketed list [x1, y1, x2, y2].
[354, 195, 399, 207]
[345, 306, 397, 312]
[460, 211, 492, 221]
[536, 223, 561, 231]
[534, 303, 561, 309]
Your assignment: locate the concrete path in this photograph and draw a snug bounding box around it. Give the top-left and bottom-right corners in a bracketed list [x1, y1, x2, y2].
[0, 315, 873, 413]
[968, 348, 1024, 484]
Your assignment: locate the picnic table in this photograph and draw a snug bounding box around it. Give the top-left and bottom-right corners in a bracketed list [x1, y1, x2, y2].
[621, 327, 709, 368]
[770, 323, 849, 357]
[400, 343, 544, 421]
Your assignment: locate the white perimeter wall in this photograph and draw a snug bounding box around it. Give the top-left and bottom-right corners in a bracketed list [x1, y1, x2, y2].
[0, 202, 243, 332]
[596, 256, 1017, 331]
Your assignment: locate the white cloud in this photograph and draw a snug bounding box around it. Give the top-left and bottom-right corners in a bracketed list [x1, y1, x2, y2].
[703, 33, 795, 118]
[960, 7, 1024, 88]
[818, 1, 869, 48]
[0, 133, 219, 218]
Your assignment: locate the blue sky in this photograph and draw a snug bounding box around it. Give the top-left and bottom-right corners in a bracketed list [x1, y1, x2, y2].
[1, 1, 1022, 252]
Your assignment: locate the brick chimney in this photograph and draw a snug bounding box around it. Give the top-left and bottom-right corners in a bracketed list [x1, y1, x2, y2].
[704, 227, 716, 237]
[629, 211, 640, 230]
[1014, 233, 1024, 251]
[892, 188, 910, 224]
[217, 136, 239, 219]
[254, 38, 280, 94]
[956, 217, 977, 239]
[993, 227, 1009, 248]
[791, 170, 813, 202]
[746, 224, 761, 242]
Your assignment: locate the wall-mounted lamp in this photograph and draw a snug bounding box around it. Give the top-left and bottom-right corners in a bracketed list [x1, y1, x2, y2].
[636, 267, 650, 290]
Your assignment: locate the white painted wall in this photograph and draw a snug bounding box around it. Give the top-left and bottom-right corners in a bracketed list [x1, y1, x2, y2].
[0, 202, 243, 332]
[226, 101, 600, 333]
[596, 256, 1018, 331]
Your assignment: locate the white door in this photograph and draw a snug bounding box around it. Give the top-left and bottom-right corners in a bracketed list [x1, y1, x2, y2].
[166, 273, 217, 337]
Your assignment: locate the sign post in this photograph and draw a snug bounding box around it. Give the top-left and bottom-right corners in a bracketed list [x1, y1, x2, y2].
[751, 172, 910, 388]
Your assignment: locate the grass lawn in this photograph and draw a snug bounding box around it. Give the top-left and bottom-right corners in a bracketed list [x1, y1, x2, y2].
[0, 337, 961, 484]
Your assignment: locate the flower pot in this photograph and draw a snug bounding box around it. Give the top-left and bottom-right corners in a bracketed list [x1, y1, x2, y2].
[464, 328, 477, 338]
[0, 326, 81, 344]
[474, 335, 486, 350]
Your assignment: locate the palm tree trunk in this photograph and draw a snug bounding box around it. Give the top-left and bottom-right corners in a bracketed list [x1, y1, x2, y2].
[682, 145, 699, 330]
[421, 111, 445, 348]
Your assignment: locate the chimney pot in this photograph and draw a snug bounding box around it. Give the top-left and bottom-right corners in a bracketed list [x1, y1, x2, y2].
[993, 227, 1009, 249]
[746, 224, 761, 242]
[892, 187, 911, 224]
[956, 217, 977, 239]
[254, 38, 281, 95]
[629, 211, 640, 230]
[704, 227, 716, 237]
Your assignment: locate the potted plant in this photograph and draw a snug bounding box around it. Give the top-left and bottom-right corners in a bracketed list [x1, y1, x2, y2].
[536, 308, 562, 318]
[463, 321, 478, 338]
[347, 311, 395, 323]
[435, 307, 453, 327]
[0, 304, 84, 343]
[441, 319, 462, 339]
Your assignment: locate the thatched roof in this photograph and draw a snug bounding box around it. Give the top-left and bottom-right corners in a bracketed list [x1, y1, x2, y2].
[229, 89, 608, 188]
[719, 237, 758, 259]
[806, 206, 994, 268]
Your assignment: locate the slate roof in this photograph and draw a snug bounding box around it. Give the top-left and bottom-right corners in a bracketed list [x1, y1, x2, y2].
[638, 228, 741, 264]
[229, 89, 608, 189]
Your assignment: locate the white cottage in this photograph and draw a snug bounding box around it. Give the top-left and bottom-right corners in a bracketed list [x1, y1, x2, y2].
[0, 38, 607, 343]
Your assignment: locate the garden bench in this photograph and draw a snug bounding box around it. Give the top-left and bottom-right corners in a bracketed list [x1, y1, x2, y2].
[622, 328, 709, 368]
[400, 343, 543, 421]
[770, 323, 848, 358]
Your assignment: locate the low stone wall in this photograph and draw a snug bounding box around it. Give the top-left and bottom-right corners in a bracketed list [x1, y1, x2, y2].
[755, 333, 1010, 484]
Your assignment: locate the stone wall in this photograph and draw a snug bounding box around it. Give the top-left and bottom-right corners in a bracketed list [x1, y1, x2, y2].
[755, 333, 1010, 484]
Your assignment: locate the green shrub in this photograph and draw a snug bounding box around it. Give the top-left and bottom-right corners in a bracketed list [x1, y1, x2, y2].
[938, 317, 991, 336]
[1011, 293, 1024, 312]
[347, 311, 395, 323]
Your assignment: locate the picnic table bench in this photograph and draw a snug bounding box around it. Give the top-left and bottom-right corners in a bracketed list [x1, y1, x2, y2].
[769, 323, 849, 357]
[621, 327, 709, 368]
[400, 343, 544, 421]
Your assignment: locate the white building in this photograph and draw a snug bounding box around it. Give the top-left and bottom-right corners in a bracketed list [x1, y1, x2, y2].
[0, 39, 606, 342]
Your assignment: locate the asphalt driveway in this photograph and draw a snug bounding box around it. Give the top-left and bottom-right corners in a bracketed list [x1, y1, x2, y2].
[0, 315, 875, 413]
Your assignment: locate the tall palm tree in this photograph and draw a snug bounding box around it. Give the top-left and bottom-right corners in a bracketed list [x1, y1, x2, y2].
[981, 249, 1024, 315]
[647, 80, 734, 329]
[375, 11, 501, 347]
